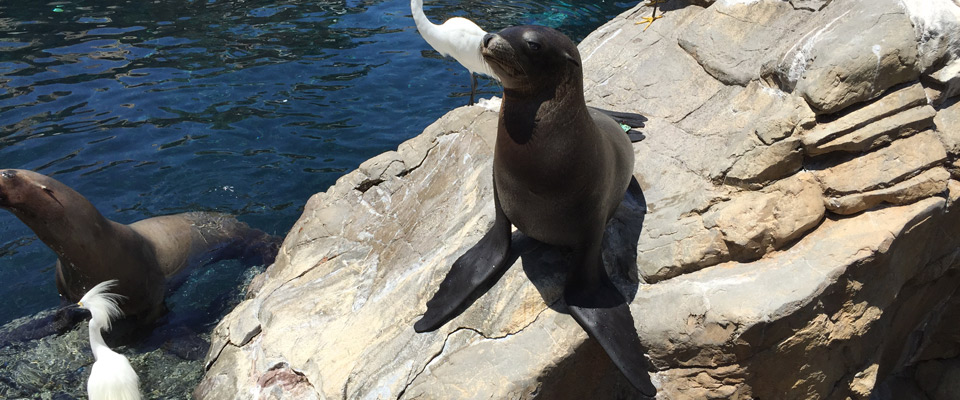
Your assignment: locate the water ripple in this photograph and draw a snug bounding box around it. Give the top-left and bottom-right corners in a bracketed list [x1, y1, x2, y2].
[0, 0, 638, 325]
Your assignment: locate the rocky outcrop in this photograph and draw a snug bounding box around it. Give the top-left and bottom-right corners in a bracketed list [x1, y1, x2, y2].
[197, 0, 960, 398]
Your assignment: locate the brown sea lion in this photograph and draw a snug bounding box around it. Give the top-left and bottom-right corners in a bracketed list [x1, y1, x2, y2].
[414, 25, 655, 395]
[0, 169, 279, 325]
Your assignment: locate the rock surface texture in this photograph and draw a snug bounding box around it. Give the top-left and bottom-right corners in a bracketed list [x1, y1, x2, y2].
[197, 0, 960, 398]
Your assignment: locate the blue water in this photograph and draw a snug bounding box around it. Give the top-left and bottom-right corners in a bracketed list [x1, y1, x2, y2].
[0, 0, 637, 326]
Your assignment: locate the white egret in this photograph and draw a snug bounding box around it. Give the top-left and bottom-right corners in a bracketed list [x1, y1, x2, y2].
[78, 280, 142, 400]
[411, 0, 499, 105]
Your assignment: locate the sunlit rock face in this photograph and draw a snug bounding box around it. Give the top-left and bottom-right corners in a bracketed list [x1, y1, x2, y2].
[197, 0, 960, 398]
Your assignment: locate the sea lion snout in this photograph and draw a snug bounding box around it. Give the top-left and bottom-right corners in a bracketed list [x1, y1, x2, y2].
[0, 170, 16, 205]
[482, 33, 495, 48]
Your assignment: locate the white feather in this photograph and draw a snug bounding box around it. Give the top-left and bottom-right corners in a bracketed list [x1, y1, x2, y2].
[78, 279, 142, 400]
[78, 279, 124, 332]
[87, 350, 142, 400]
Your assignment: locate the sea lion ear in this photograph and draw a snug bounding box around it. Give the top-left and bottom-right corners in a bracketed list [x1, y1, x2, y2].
[564, 51, 580, 68]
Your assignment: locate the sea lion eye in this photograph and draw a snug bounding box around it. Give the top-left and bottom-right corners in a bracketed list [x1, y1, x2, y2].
[527, 41, 541, 51]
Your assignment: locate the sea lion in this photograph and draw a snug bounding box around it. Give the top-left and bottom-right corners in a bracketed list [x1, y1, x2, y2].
[413, 25, 655, 395]
[0, 169, 279, 325]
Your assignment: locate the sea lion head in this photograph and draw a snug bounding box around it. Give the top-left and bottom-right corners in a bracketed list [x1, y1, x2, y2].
[481, 25, 582, 94]
[0, 169, 71, 220]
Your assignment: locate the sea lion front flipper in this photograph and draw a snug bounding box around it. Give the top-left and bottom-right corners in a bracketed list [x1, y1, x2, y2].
[414, 186, 513, 332]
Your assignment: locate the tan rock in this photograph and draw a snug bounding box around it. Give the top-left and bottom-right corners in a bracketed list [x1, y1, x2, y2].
[826, 167, 951, 215]
[772, 0, 920, 114]
[934, 98, 960, 156]
[902, 0, 960, 100]
[581, 5, 725, 123]
[800, 83, 928, 149]
[637, 215, 728, 282]
[704, 172, 824, 260]
[928, 61, 960, 101]
[725, 137, 803, 188]
[815, 131, 948, 195]
[807, 105, 937, 156]
[789, 0, 831, 11]
[951, 179, 960, 204]
[629, 115, 731, 281]
[676, 81, 814, 181]
[678, 0, 799, 86]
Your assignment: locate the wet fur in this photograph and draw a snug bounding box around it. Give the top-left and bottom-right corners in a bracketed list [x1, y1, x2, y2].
[0, 169, 280, 327]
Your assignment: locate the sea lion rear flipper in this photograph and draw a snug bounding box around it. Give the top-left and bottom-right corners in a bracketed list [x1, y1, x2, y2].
[588, 106, 647, 129]
[589, 107, 646, 143]
[414, 187, 513, 332]
[566, 277, 657, 397]
[565, 233, 656, 396]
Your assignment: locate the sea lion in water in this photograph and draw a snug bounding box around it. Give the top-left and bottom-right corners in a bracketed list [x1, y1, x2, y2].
[413, 25, 655, 395]
[0, 169, 279, 325]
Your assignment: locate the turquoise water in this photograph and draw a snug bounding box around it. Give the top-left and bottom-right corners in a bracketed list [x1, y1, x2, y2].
[0, 0, 636, 326]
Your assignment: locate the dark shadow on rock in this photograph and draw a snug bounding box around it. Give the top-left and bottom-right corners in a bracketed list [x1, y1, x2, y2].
[537, 337, 654, 400]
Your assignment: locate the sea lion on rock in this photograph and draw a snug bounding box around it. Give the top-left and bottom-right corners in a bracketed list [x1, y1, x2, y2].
[0, 169, 279, 326]
[414, 25, 655, 395]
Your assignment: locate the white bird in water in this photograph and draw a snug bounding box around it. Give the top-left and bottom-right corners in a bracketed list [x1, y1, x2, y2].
[411, 0, 499, 105]
[78, 280, 142, 400]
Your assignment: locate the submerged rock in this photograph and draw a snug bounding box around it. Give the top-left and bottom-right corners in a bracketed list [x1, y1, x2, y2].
[0, 261, 264, 398]
[198, 0, 960, 398]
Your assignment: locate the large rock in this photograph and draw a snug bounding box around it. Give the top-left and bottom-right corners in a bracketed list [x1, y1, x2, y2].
[767, 0, 921, 114]
[196, 0, 960, 398]
[678, 0, 802, 86]
[901, 0, 960, 102]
